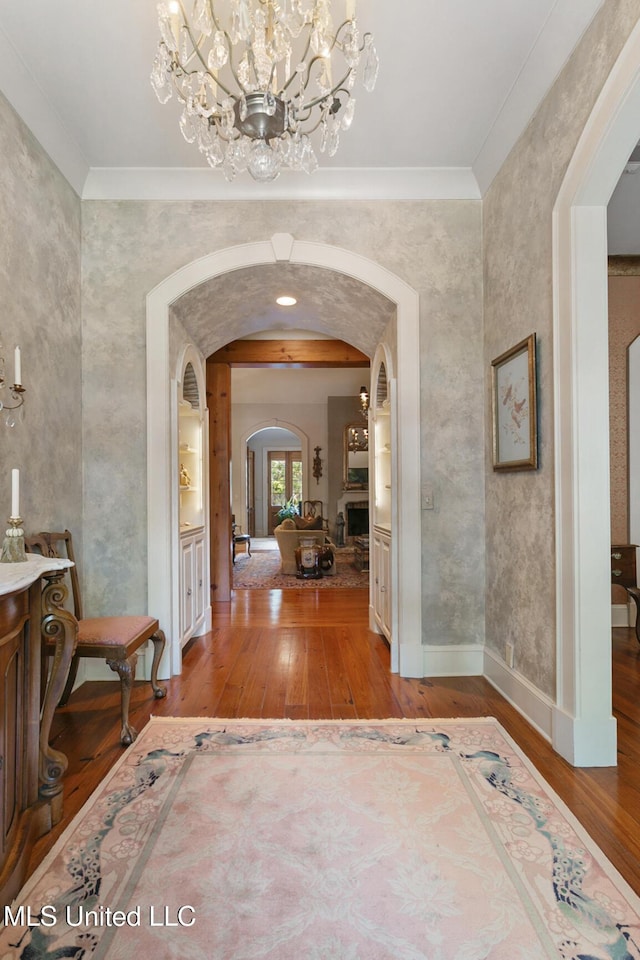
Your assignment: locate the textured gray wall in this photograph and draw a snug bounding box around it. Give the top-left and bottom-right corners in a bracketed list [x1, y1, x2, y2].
[0, 91, 81, 548]
[81, 200, 485, 648]
[483, 0, 640, 696]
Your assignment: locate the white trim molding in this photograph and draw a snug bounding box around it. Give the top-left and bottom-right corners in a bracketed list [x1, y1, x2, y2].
[423, 644, 485, 678]
[483, 648, 554, 743]
[551, 19, 640, 766]
[83, 166, 480, 202]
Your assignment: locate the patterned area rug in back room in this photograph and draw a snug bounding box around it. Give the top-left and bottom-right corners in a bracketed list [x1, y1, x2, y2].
[3, 718, 640, 959]
[232, 547, 368, 588]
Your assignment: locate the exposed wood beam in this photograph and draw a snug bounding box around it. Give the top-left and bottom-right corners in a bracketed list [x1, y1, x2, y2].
[208, 339, 369, 368]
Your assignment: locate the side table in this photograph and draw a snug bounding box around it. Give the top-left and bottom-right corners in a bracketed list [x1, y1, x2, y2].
[354, 536, 370, 572]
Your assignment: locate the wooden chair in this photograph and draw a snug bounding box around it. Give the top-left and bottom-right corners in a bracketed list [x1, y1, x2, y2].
[25, 530, 167, 746]
[231, 518, 251, 564]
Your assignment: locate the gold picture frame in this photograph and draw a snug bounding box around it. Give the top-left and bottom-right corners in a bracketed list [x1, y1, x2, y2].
[491, 333, 538, 471]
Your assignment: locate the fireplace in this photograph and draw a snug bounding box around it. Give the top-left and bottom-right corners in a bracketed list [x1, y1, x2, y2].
[345, 501, 369, 538]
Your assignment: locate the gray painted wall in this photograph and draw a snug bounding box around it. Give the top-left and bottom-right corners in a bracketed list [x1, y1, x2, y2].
[0, 91, 82, 549]
[81, 199, 485, 647]
[483, 0, 640, 697]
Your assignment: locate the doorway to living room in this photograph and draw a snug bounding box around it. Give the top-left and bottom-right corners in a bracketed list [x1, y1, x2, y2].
[147, 234, 422, 679]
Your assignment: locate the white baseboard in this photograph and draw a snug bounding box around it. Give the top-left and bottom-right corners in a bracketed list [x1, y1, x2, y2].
[82, 645, 151, 682]
[483, 648, 554, 742]
[612, 602, 631, 627]
[552, 706, 617, 767]
[422, 644, 484, 677]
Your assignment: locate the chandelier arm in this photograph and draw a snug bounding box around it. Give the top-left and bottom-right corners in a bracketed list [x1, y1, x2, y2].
[282, 52, 336, 105]
[278, 31, 313, 95]
[297, 27, 372, 111]
[170, 62, 231, 110]
[333, 18, 354, 47]
[202, 0, 244, 94]
[302, 71, 353, 112]
[172, 1, 241, 100]
[296, 114, 324, 136]
[211, 118, 237, 141]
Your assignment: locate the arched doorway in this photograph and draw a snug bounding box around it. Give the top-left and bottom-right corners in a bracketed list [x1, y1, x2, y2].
[146, 235, 422, 679]
[242, 424, 306, 537]
[552, 20, 640, 765]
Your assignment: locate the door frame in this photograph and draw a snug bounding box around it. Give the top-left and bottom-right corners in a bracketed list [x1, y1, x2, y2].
[239, 420, 309, 538]
[267, 449, 303, 535]
[551, 19, 640, 765]
[146, 233, 422, 678]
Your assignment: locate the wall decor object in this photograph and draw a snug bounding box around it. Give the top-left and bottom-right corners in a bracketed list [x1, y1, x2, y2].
[344, 423, 368, 489]
[491, 333, 538, 471]
[0, 341, 26, 427]
[312, 445, 323, 484]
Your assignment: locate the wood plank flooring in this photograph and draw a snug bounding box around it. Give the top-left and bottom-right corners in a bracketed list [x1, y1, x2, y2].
[28, 590, 640, 896]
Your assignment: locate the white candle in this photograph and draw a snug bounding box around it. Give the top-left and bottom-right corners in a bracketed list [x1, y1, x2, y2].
[11, 468, 19, 518]
[14, 346, 21, 386]
[346, 0, 356, 19]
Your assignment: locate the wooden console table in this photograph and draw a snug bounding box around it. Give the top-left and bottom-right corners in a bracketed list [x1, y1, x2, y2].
[0, 555, 77, 903]
[611, 544, 640, 643]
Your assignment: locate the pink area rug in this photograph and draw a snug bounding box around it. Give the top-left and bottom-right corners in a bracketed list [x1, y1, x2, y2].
[3, 718, 640, 959]
[233, 547, 368, 589]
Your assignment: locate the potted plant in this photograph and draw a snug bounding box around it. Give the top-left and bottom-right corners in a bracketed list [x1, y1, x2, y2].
[276, 498, 299, 523]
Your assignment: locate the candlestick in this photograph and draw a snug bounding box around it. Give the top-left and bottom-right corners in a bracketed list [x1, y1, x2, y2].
[11, 468, 19, 518]
[0, 516, 26, 563]
[14, 346, 21, 387]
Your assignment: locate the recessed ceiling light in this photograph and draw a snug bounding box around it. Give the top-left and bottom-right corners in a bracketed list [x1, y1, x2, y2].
[276, 296, 297, 306]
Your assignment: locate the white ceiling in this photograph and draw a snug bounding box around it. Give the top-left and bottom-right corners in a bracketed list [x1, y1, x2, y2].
[0, 1, 604, 200]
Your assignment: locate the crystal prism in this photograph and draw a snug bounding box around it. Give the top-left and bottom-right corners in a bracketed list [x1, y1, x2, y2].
[362, 34, 379, 92]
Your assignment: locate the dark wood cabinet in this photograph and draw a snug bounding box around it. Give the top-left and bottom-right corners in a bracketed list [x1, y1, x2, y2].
[0, 580, 42, 901]
[611, 544, 638, 588]
[0, 559, 77, 904]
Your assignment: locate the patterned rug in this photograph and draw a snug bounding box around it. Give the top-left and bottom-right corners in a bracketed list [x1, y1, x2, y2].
[233, 547, 368, 589]
[3, 718, 640, 959]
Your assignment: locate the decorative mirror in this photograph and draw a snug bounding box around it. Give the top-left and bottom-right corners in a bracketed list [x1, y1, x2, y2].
[344, 423, 369, 490]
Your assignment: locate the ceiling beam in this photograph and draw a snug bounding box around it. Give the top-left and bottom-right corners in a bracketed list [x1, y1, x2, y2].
[207, 339, 370, 368]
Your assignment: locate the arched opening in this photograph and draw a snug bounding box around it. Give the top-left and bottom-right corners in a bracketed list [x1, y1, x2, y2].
[552, 20, 640, 765]
[146, 235, 422, 679]
[242, 424, 306, 538]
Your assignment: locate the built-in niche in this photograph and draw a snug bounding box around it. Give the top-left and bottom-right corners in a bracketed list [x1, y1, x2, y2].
[177, 352, 208, 648]
[178, 361, 204, 531]
[373, 361, 391, 530]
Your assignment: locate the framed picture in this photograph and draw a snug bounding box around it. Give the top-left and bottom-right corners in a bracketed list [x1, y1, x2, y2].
[491, 334, 538, 470]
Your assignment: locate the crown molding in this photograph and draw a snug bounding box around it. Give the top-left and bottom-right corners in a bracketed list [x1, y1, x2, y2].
[82, 166, 480, 202]
[473, 0, 604, 196]
[0, 26, 89, 195]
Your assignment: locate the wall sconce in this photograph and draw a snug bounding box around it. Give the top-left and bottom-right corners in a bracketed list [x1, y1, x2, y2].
[0, 344, 25, 427]
[313, 446, 323, 484]
[359, 385, 369, 417]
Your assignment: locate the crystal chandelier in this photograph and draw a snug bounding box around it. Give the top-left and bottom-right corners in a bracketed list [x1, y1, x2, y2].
[151, 0, 379, 182]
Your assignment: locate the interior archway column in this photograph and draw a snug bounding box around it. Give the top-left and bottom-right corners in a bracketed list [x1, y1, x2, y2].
[207, 360, 232, 601]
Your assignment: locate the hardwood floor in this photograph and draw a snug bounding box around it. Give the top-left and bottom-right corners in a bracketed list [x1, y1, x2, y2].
[29, 590, 640, 895]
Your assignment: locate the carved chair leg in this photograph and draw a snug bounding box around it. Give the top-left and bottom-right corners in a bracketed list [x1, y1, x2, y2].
[150, 630, 167, 699]
[107, 653, 138, 746]
[59, 652, 80, 705]
[628, 587, 640, 644]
